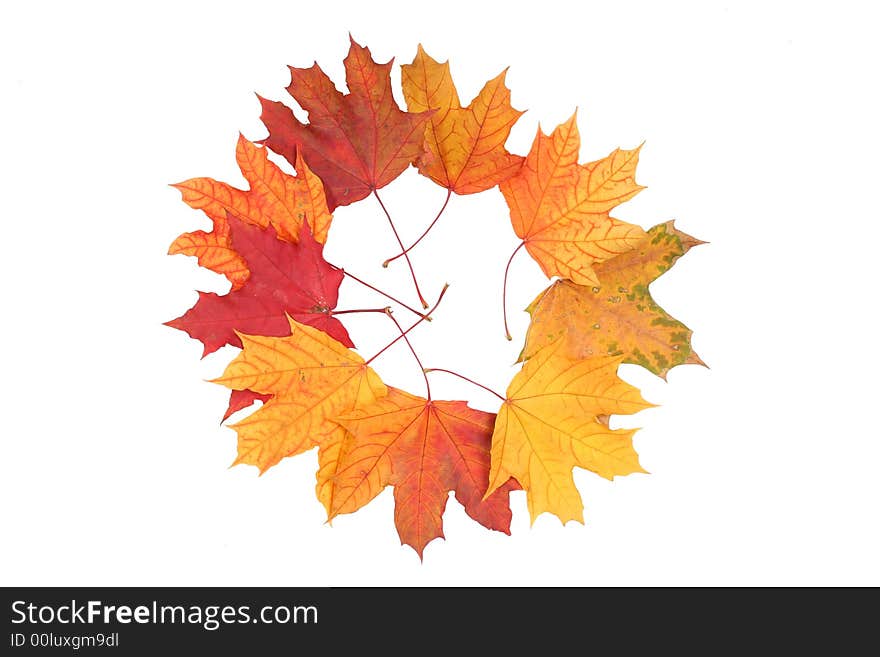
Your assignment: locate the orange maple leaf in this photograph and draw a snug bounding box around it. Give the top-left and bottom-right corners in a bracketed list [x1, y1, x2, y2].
[211, 317, 386, 473]
[260, 37, 433, 211]
[500, 113, 647, 286]
[170, 135, 332, 289]
[486, 340, 653, 524]
[322, 387, 518, 557]
[521, 221, 706, 377]
[401, 45, 524, 194]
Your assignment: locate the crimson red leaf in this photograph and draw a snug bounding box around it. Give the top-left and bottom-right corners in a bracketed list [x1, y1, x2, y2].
[166, 215, 351, 356]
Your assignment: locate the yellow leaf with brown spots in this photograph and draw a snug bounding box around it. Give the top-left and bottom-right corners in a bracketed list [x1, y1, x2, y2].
[521, 221, 705, 377]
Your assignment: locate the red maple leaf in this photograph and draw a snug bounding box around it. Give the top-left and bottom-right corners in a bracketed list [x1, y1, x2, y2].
[166, 215, 351, 357]
[259, 36, 433, 211]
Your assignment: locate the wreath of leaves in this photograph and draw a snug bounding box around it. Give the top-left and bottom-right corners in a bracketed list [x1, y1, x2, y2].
[166, 38, 704, 558]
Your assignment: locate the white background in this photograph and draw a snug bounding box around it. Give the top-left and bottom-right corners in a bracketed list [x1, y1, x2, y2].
[2, 0, 878, 585]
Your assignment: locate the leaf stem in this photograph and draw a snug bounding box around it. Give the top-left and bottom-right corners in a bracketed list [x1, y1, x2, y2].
[383, 188, 452, 267]
[502, 241, 526, 341]
[330, 307, 391, 316]
[365, 284, 449, 366]
[423, 368, 506, 402]
[373, 189, 429, 308]
[334, 267, 430, 320]
[385, 309, 431, 401]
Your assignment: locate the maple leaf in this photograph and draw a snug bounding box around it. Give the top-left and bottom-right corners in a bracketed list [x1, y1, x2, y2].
[521, 221, 705, 378]
[500, 113, 648, 286]
[401, 45, 524, 194]
[322, 387, 518, 557]
[212, 318, 387, 473]
[486, 339, 653, 524]
[259, 37, 433, 211]
[165, 215, 351, 357]
[169, 135, 333, 290]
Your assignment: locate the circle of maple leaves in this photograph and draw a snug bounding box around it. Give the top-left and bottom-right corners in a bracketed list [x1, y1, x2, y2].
[166, 38, 704, 558]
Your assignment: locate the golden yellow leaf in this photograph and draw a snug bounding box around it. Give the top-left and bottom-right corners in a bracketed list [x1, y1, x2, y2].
[500, 113, 647, 286]
[212, 317, 386, 473]
[401, 45, 524, 194]
[486, 339, 652, 524]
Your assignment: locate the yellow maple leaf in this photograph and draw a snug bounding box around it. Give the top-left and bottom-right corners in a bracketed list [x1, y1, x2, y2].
[212, 317, 386, 473]
[500, 113, 647, 286]
[486, 339, 653, 524]
[401, 45, 524, 194]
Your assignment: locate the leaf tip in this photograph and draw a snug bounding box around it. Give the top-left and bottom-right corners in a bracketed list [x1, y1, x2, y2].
[646, 399, 661, 411]
[324, 506, 339, 526]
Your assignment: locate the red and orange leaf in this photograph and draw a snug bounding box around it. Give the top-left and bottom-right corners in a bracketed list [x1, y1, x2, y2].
[259, 37, 433, 211]
[325, 387, 518, 557]
[169, 135, 333, 289]
[487, 340, 653, 524]
[212, 318, 387, 473]
[165, 215, 350, 357]
[521, 221, 706, 377]
[222, 389, 272, 424]
[500, 113, 647, 286]
[401, 45, 524, 194]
